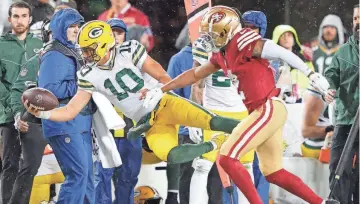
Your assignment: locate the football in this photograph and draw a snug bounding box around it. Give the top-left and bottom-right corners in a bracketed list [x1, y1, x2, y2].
[22, 88, 59, 111]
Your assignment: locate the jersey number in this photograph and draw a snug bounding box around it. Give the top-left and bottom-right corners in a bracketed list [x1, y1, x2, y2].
[212, 71, 231, 87]
[104, 69, 144, 101]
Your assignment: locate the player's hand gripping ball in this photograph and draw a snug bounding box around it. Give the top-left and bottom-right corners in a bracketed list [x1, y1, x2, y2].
[22, 88, 58, 116]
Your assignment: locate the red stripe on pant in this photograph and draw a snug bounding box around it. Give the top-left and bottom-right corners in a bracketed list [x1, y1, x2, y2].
[233, 100, 274, 159]
[227, 102, 267, 158]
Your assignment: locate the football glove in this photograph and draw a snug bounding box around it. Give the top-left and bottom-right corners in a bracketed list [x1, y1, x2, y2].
[142, 88, 164, 108]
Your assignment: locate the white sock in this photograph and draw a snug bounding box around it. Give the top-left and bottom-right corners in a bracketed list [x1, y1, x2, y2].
[190, 159, 213, 204]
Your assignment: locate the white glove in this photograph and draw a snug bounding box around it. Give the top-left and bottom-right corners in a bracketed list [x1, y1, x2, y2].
[143, 88, 164, 108]
[188, 127, 203, 144]
[309, 72, 330, 95]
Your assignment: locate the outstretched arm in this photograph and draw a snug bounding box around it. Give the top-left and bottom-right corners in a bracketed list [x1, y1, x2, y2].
[142, 55, 172, 84]
[25, 89, 92, 122]
[254, 39, 331, 95]
[161, 62, 220, 93]
[253, 40, 313, 77]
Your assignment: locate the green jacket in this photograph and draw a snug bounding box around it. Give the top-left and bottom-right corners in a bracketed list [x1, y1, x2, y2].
[324, 35, 359, 125]
[0, 32, 42, 124]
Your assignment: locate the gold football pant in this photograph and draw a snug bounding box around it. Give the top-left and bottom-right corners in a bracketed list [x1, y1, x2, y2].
[202, 109, 254, 164]
[145, 93, 239, 162]
[145, 93, 214, 161]
[220, 99, 287, 176]
[29, 172, 65, 204]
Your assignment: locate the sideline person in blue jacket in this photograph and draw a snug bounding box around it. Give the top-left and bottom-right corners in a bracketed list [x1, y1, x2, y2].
[38, 8, 94, 204]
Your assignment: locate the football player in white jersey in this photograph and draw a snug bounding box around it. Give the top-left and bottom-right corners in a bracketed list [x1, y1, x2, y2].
[188, 38, 254, 204]
[301, 85, 333, 159]
[24, 20, 241, 167]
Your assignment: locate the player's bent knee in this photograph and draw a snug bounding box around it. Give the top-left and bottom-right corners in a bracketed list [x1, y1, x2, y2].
[166, 148, 183, 164]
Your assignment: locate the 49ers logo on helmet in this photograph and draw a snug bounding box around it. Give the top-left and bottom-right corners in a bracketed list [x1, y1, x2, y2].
[88, 27, 103, 39]
[208, 11, 226, 23]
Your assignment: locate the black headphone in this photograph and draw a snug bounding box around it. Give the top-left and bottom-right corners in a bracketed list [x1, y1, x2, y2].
[41, 18, 51, 43]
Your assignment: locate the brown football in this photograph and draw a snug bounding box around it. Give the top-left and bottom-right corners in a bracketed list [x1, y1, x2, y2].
[22, 88, 59, 111]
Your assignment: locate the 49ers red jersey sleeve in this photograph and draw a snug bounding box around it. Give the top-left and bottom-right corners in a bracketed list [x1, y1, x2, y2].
[233, 28, 261, 64]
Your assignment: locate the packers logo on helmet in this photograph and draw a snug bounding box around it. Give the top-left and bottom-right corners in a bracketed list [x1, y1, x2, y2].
[88, 27, 104, 39]
[199, 6, 241, 52]
[77, 20, 115, 64]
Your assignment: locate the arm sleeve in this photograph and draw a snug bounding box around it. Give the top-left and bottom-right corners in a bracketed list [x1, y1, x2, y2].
[167, 55, 182, 96]
[38, 52, 77, 99]
[261, 40, 312, 76]
[324, 54, 340, 89]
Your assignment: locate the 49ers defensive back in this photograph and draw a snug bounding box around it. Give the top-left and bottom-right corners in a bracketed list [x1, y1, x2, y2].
[143, 6, 337, 204]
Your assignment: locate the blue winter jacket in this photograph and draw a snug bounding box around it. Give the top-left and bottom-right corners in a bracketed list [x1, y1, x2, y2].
[167, 46, 193, 136]
[38, 9, 92, 137]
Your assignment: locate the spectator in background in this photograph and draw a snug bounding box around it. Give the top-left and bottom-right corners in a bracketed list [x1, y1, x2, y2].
[271, 25, 315, 96]
[242, 10, 270, 204]
[0, 2, 43, 204]
[324, 4, 359, 203]
[313, 14, 344, 75]
[128, 25, 151, 49]
[166, 43, 193, 204]
[55, 0, 78, 12]
[97, 0, 154, 51]
[24, 0, 54, 23]
[29, 0, 77, 39]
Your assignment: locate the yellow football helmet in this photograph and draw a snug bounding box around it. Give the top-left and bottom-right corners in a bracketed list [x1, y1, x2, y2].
[199, 6, 241, 52]
[77, 20, 115, 63]
[134, 186, 162, 204]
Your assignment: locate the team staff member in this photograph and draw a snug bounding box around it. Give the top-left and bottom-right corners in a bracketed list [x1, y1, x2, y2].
[0, 2, 43, 204]
[38, 9, 94, 203]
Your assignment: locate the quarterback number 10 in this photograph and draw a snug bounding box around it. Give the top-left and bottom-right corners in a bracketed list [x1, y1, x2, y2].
[104, 69, 144, 101]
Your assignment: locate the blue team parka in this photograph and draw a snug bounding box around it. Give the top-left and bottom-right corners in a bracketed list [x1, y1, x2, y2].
[38, 9, 92, 138]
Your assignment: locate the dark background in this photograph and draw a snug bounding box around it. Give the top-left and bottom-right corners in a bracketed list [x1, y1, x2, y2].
[75, 0, 358, 68]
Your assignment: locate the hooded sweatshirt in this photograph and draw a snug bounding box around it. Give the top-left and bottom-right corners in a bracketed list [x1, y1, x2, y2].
[271, 25, 314, 94]
[38, 8, 92, 138]
[313, 14, 344, 75]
